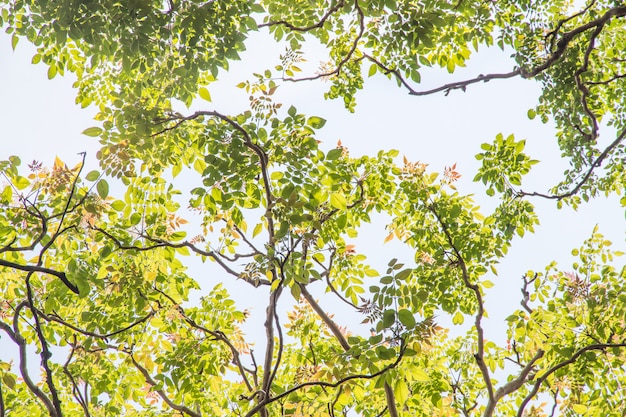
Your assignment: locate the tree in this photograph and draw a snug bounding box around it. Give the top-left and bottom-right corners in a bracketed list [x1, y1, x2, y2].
[0, 1, 624, 416]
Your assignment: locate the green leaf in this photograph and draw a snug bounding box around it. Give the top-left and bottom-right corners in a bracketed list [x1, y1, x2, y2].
[82, 127, 102, 137]
[199, 87, 212, 102]
[398, 309, 416, 328]
[326, 148, 343, 160]
[86, 170, 100, 181]
[330, 193, 347, 211]
[96, 179, 109, 199]
[411, 368, 430, 382]
[2, 373, 16, 390]
[307, 116, 327, 129]
[394, 379, 409, 404]
[111, 200, 125, 211]
[395, 268, 412, 281]
[382, 309, 396, 328]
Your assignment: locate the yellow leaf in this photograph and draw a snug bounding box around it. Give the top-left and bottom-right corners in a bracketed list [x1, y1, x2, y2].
[54, 156, 65, 169]
[384, 232, 394, 243]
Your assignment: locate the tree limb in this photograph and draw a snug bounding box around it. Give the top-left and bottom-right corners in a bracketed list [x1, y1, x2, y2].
[517, 342, 626, 417]
[0, 260, 79, 294]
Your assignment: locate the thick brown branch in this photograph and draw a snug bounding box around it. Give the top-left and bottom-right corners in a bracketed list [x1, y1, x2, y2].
[299, 284, 350, 351]
[299, 284, 399, 416]
[0, 259, 79, 295]
[487, 349, 544, 416]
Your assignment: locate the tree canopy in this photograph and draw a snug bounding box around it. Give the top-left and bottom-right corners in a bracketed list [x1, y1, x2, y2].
[0, 1, 625, 416]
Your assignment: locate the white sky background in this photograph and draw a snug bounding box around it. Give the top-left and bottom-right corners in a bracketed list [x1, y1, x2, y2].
[1, 25, 625, 388]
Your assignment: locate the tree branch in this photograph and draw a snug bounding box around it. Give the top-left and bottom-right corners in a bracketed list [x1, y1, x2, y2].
[281, 0, 365, 83]
[428, 205, 494, 412]
[243, 342, 406, 417]
[0, 260, 79, 295]
[518, 127, 626, 199]
[258, 0, 345, 32]
[25, 272, 64, 417]
[517, 342, 626, 417]
[0, 302, 57, 416]
[128, 353, 201, 417]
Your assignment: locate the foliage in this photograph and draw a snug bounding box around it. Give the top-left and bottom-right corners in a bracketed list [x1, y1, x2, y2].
[0, 1, 625, 417]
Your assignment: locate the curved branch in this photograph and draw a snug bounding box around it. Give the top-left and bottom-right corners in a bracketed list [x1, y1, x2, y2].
[517, 342, 626, 417]
[0, 260, 79, 294]
[25, 272, 64, 417]
[281, 0, 365, 83]
[128, 354, 201, 417]
[243, 342, 406, 417]
[258, 0, 345, 32]
[518, 127, 626, 199]
[361, 6, 626, 99]
[41, 309, 154, 339]
[366, 52, 521, 96]
[94, 227, 270, 287]
[0, 302, 57, 416]
[428, 205, 494, 410]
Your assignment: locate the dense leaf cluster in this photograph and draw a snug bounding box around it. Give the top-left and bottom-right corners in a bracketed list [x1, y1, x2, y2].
[0, 1, 625, 417]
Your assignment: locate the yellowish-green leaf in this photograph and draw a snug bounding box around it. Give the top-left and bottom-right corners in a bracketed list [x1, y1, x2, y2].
[330, 193, 347, 211]
[199, 87, 212, 102]
[452, 311, 464, 325]
[82, 127, 103, 137]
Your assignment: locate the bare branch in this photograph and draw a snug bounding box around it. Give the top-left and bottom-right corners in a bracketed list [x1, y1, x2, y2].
[520, 273, 537, 314]
[299, 284, 350, 351]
